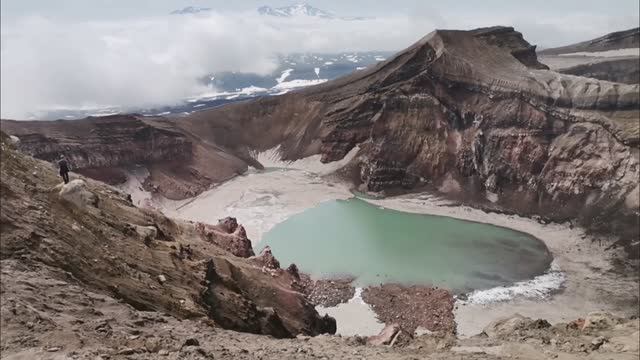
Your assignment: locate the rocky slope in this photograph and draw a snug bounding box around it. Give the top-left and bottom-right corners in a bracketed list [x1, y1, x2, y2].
[538, 28, 639, 84]
[0, 131, 335, 343]
[538, 27, 639, 55]
[2, 26, 639, 253]
[3, 127, 640, 360]
[547, 57, 639, 84]
[178, 26, 640, 252]
[1, 114, 254, 199]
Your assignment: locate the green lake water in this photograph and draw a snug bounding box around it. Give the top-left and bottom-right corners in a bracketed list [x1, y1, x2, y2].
[258, 198, 552, 292]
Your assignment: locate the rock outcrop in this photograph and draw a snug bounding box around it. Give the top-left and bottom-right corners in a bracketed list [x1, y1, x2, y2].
[2, 26, 639, 250]
[0, 133, 333, 339]
[537, 28, 639, 85]
[196, 217, 255, 258]
[0, 114, 250, 199]
[556, 58, 640, 84]
[58, 179, 99, 208]
[1, 129, 639, 360]
[538, 27, 639, 55]
[252, 246, 281, 269]
[367, 323, 413, 347]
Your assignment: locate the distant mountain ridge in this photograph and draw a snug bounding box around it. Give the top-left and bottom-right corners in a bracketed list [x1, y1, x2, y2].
[170, 6, 212, 15]
[538, 27, 639, 55]
[258, 3, 333, 18]
[258, 2, 370, 20]
[537, 27, 639, 84]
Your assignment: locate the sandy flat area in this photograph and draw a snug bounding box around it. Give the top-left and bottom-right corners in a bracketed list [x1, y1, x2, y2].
[120, 151, 638, 337]
[366, 194, 639, 336]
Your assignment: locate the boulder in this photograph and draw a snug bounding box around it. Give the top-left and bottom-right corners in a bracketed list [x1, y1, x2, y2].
[134, 225, 158, 242]
[201, 258, 335, 338]
[286, 263, 300, 279]
[367, 324, 412, 346]
[217, 217, 239, 233]
[483, 314, 551, 339]
[483, 314, 528, 339]
[253, 246, 280, 269]
[196, 221, 254, 258]
[581, 312, 622, 331]
[58, 179, 98, 208]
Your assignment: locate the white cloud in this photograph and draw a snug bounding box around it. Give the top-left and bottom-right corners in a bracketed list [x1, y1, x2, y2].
[0, 10, 637, 119]
[1, 12, 428, 118]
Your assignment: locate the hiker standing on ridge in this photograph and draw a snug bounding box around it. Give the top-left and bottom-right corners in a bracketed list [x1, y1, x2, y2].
[58, 155, 70, 184]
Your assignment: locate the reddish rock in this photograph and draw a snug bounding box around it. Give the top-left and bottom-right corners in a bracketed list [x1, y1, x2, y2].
[286, 263, 300, 279]
[217, 217, 239, 233]
[252, 246, 280, 269]
[362, 284, 455, 334]
[295, 274, 355, 307]
[196, 220, 254, 258]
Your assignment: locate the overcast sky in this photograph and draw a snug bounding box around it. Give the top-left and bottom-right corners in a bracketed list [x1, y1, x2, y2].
[2, 0, 639, 23]
[1, 1, 638, 118]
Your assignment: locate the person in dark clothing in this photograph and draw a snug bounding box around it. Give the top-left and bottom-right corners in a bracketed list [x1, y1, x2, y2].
[58, 155, 70, 184]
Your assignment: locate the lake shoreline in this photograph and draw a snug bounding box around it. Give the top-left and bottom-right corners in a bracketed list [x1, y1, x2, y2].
[124, 150, 638, 338]
[364, 193, 639, 336]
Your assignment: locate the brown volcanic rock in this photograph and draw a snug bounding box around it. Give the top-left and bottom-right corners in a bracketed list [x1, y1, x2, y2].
[0, 114, 249, 199]
[196, 217, 255, 258]
[2, 26, 639, 245]
[252, 246, 281, 269]
[538, 27, 639, 55]
[0, 134, 331, 338]
[362, 285, 456, 334]
[1, 114, 191, 169]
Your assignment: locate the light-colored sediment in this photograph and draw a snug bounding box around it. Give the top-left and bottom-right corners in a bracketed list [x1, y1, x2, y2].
[557, 48, 640, 57]
[365, 194, 639, 337]
[119, 151, 638, 337]
[162, 169, 352, 243]
[316, 288, 385, 336]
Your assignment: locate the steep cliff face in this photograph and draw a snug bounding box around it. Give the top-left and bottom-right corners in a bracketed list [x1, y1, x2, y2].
[2, 115, 191, 169]
[1, 114, 250, 199]
[0, 133, 335, 338]
[2, 26, 638, 247]
[556, 58, 640, 84]
[178, 27, 640, 246]
[538, 27, 639, 55]
[537, 27, 639, 85]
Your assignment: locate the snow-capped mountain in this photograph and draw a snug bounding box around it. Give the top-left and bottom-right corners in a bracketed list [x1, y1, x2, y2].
[170, 6, 212, 15]
[257, 3, 335, 19]
[33, 51, 392, 120]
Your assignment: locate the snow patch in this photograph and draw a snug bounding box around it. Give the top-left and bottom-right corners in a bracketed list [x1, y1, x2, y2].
[276, 69, 294, 83]
[272, 78, 327, 90]
[253, 145, 360, 176]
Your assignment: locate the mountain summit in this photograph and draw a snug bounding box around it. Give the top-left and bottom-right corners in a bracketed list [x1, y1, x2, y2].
[170, 6, 212, 15]
[257, 3, 335, 18]
[3, 26, 638, 251]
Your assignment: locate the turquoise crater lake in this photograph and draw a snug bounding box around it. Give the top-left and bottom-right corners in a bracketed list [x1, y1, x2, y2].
[258, 198, 553, 292]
